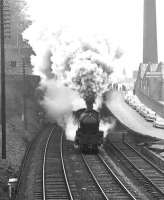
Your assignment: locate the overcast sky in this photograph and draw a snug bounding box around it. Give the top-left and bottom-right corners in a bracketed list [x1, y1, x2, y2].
[25, 0, 164, 77]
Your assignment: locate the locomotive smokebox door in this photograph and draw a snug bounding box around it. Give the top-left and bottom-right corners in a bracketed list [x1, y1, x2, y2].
[74, 105, 103, 153]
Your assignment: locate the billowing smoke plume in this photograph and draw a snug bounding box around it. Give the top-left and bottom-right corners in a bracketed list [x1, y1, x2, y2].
[114, 48, 124, 60]
[53, 34, 113, 104]
[23, 1, 123, 140]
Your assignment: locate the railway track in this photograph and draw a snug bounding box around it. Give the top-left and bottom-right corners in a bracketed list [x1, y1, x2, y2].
[123, 141, 164, 188]
[17, 123, 163, 200]
[42, 128, 73, 200]
[124, 140, 164, 173]
[15, 127, 40, 200]
[63, 136, 111, 199]
[82, 153, 138, 200]
[33, 126, 74, 200]
[15, 125, 55, 200]
[62, 134, 140, 199]
[107, 137, 164, 200]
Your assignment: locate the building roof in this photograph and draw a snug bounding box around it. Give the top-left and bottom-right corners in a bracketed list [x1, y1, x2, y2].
[139, 63, 148, 79]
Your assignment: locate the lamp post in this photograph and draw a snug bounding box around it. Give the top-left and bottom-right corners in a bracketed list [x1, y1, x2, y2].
[0, 0, 6, 159]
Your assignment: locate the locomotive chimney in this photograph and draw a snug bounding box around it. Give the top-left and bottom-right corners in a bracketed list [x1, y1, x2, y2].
[85, 90, 95, 111]
[86, 100, 93, 111]
[85, 95, 94, 111]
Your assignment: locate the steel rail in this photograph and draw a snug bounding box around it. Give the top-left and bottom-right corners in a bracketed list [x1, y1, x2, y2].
[124, 141, 164, 174]
[82, 154, 109, 200]
[15, 130, 39, 200]
[60, 132, 74, 200]
[98, 153, 137, 200]
[43, 127, 74, 200]
[42, 127, 56, 200]
[15, 126, 53, 200]
[108, 139, 164, 197]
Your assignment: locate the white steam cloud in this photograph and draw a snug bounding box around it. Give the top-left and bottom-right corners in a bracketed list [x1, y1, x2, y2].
[23, 0, 123, 140]
[100, 117, 117, 137]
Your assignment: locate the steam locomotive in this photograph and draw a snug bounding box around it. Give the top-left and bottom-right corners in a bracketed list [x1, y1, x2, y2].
[74, 107, 103, 153]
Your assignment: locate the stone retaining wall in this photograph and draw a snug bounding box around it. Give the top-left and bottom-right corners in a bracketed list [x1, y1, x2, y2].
[0, 74, 40, 119]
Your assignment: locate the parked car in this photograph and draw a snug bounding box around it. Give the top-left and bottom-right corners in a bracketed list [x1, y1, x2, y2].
[129, 99, 135, 107]
[153, 116, 164, 128]
[131, 101, 138, 109]
[139, 106, 149, 117]
[124, 96, 130, 104]
[124, 94, 133, 104]
[145, 110, 156, 121]
[136, 103, 144, 112]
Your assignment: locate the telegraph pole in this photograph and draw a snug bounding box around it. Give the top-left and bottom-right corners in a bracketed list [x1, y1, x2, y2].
[0, 0, 6, 159]
[22, 58, 27, 130]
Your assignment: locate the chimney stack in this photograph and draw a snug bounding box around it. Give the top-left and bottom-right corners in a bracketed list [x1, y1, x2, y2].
[143, 0, 158, 64]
